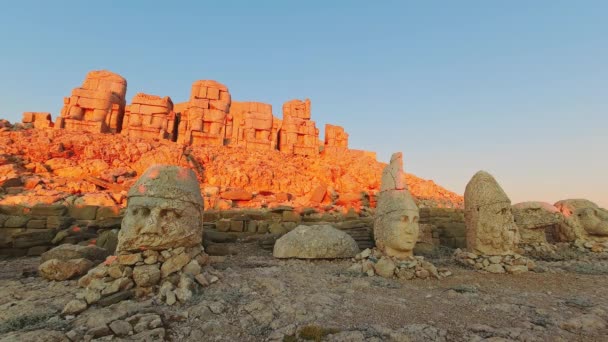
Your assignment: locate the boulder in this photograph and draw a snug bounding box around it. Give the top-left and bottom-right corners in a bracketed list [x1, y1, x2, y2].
[41, 244, 109, 262]
[273, 225, 359, 259]
[39, 258, 94, 281]
[512, 201, 562, 244]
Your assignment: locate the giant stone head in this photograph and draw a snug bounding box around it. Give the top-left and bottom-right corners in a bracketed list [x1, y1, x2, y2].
[374, 152, 420, 259]
[116, 165, 204, 254]
[464, 171, 518, 255]
[554, 199, 608, 242]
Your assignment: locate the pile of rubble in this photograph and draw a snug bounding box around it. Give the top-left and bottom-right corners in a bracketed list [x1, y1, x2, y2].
[348, 248, 452, 279]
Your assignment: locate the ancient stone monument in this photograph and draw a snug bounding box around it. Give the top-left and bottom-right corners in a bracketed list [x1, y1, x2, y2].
[373, 152, 419, 259]
[227, 101, 276, 150]
[512, 201, 562, 245]
[56, 70, 127, 133]
[176, 80, 231, 146]
[63, 165, 213, 314]
[323, 124, 349, 154]
[116, 165, 204, 253]
[22, 112, 53, 129]
[457, 171, 534, 274]
[463, 171, 517, 255]
[273, 225, 359, 259]
[554, 199, 608, 243]
[279, 99, 319, 156]
[121, 93, 177, 140]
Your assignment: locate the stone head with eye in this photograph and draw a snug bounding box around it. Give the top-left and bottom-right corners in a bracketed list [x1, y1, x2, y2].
[374, 152, 420, 259]
[116, 165, 204, 254]
[555, 199, 608, 242]
[374, 190, 420, 259]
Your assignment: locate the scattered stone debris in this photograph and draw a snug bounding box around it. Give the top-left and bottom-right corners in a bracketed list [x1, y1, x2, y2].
[349, 248, 452, 279]
[454, 248, 535, 274]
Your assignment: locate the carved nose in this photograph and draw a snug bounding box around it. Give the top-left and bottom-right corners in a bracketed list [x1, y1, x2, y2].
[141, 208, 162, 234]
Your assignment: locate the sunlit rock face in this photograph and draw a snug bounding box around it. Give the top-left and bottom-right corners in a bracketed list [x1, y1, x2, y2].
[56, 70, 127, 133]
[464, 171, 517, 255]
[554, 199, 608, 242]
[373, 152, 420, 259]
[116, 165, 204, 254]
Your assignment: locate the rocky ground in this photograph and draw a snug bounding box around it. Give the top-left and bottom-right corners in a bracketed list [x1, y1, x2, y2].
[1, 243, 608, 341]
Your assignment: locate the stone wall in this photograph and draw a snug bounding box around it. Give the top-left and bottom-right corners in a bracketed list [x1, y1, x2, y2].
[0, 206, 468, 257]
[420, 208, 466, 249]
[0, 204, 123, 256]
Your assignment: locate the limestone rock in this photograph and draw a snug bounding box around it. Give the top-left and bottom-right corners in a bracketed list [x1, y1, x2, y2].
[41, 244, 109, 263]
[374, 258, 396, 278]
[554, 199, 608, 242]
[374, 152, 419, 259]
[133, 264, 161, 287]
[39, 258, 94, 281]
[273, 225, 359, 259]
[512, 201, 562, 244]
[62, 299, 88, 315]
[380, 152, 406, 191]
[464, 171, 517, 255]
[116, 165, 204, 253]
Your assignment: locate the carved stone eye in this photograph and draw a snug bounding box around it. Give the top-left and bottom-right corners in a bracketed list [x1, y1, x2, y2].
[412, 216, 419, 224]
[133, 207, 150, 216]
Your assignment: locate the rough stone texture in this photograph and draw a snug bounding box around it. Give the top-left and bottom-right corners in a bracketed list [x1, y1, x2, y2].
[464, 171, 517, 255]
[0, 128, 463, 219]
[22, 112, 53, 129]
[512, 201, 562, 244]
[374, 152, 420, 259]
[177, 80, 231, 146]
[122, 93, 176, 140]
[279, 99, 319, 156]
[273, 225, 359, 259]
[351, 248, 451, 280]
[323, 124, 349, 155]
[132, 264, 161, 287]
[41, 244, 109, 262]
[116, 165, 204, 253]
[227, 101, 276, 150]
[56, 70, 127, 133]
[39, 258, 94, 280]
[554, 199, 608, 242]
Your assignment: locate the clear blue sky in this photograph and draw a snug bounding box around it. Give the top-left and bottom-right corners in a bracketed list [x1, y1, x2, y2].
[1, 1, 606, 207]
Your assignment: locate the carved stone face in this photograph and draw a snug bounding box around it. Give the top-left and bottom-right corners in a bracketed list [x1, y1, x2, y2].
[117, 197, 202, 253]
[116, 165, 204, 254]
[464, 171, 518, 255]
[555, 199, 608, 242]
[575, 207, 608, 237]
[378, 210, 420, 258]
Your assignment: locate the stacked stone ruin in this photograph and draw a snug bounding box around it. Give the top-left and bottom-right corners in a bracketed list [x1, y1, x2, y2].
[24, 70, 350, 158]
[55, 70, 127, 133]
[121, 93, 177, 141]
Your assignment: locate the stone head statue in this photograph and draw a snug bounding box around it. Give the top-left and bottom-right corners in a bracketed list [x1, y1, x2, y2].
[464, 171, 517, 255]
[374, 152, 420, 259]
[554, 199, 608, 242]
[116, 165, 204, 254]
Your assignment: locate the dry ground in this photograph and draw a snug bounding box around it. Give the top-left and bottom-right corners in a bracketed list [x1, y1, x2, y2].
[1, 242, 608, 341]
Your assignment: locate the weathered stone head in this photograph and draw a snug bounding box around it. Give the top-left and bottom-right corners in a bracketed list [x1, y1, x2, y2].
[116, 165, 204, 254]
[554, 199, 608, 242]
[512, 201, 562, 244]
[464, 171, 517, 255]
[374, 152, 419, 259]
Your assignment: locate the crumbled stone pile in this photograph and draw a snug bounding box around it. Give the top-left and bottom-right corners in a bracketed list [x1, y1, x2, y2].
[348, 248, 452, 280]
[454, 248, 535, 274]
[63, 245, 218, 315]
